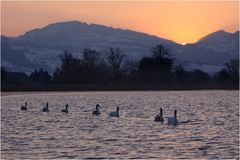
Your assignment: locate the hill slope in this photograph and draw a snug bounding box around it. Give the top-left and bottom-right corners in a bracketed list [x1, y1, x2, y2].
[1, 21, 239, 73]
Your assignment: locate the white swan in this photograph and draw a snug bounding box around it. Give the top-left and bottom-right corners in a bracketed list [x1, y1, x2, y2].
[167, 110, 178, 126]
[110, 106, 119, 118]
[21, 102, 27, 111]
[42, 103, 49, 112]
[154, 108, 164, 122]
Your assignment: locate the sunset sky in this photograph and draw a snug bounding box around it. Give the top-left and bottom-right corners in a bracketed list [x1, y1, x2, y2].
[1, 1, 239, 44]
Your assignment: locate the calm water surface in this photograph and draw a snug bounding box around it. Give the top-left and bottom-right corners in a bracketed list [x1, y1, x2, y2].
[1, 91, 239, 159]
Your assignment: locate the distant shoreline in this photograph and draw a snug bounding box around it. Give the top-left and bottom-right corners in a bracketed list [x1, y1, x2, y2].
[1, 84, 238, 93]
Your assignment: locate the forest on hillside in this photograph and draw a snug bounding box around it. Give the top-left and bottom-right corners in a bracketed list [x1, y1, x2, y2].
[1, 45, 239, 91]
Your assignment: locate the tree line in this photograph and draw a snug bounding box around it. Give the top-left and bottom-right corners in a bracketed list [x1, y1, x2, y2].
[1, 44, 239, 88]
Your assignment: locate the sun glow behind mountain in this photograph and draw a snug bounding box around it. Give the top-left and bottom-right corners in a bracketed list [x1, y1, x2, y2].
[1, 1, 239, 44]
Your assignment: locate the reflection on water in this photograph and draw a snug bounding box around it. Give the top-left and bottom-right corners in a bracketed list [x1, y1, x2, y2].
[1, 91, 239, 159]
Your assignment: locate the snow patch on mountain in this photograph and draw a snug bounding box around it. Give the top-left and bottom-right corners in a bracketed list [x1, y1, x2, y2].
[1, 21, 239, 74]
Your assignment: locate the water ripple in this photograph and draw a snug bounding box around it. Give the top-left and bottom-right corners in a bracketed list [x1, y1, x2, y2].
[1, 91, 239, 159]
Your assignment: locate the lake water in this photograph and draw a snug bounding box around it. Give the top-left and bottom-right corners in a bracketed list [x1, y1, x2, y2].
[1, 91, 239, 159]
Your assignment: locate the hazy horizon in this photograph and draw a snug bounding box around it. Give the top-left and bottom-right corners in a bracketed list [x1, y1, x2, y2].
[1, 1, 239, 44]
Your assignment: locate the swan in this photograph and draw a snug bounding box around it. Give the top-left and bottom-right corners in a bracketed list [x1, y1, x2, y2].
[42, 103, 49, 112]
[167, 110, 178, 126]
[92, 104, 100, 116]
[61, 104, 69, 113]
[109, 106, 119, 118]
[154, 108, 164, 122]
[21, 102, 27, 111]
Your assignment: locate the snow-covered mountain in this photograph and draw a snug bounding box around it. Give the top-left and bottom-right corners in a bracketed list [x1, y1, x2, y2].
[173, 30, 239, 72]
[1, 21, 239, 74]
[197, 30, 239, 58]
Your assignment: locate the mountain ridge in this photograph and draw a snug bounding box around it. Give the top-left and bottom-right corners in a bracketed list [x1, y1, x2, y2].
[1, 21, 239, 74]
[2, 21, 238, 44]
[19, 21, 178, 45]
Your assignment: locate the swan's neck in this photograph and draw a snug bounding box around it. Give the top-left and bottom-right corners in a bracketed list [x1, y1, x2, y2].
[174, 110, 177, 119]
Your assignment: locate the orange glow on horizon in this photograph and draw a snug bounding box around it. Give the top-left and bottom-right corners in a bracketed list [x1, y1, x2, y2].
[1, 1, 239, 44]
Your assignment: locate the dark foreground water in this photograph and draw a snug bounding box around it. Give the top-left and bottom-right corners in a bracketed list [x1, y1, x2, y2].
[1, 91, 239, 159]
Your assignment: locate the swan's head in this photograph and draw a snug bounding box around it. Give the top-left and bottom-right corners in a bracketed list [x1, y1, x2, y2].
[117, 106, 119, 112]
[46, 103, 49, 108]
[25, 102, 27, 106]
[66, 104, 69, 108]
[96, 104, 100, 109]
